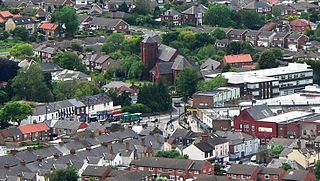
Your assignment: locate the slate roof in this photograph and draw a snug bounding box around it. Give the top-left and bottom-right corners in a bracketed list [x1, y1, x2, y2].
[246, 30, 261, 37]
[172, 55, 192, 71]
[194, 142, 214, 152]
[130, 157, 191, 169]
[11, 16, 34, 25]
[16, 150, 38, 163]
[109, 11, 130, 19]
[78, 93, 112, 106]
[40, 62, 63, 72]
[246, 104, 274, 121]
[158, 44, 178, 62]
[82, 166, 109, 177]
[274, 32, 290, 39]
[182, 4, 208, 15]
[90, 17, 126, 27]
[0, 155, 20, 167]
[229, 29, 248, 36]
[200, 58, 221, 70]
[259, 167, 282, 175]
[52, 120, 81, 130]
[164, 9, 182, 16]
[267, 159, 305, 170]
[282, 170, 310, 181]
[245, 0, 271, 9]
[0, 127, 22, 137]
[215, 131, 255, 145]
[287, 33, 304, 40]
[259, 31, 275, 37]
[155, 62, 174, 75]
[108, 170, 152, 181]
[227, 164, 259, 175]
[142, 36, 157, 44]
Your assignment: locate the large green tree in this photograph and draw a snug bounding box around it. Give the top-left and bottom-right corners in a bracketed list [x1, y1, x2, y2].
[211, 28, 227, 40]
[197, 75, 227, 91]
[121, 55, 145, 80]
[49, 167, 78, 181]
[226, 41, 254, 55]
[315, 160, 320, 180]
[53, 80, 101, 101]
[137, 83, 171, 112]
[12, 64, 54, 102]
[11, 27, 29, 41]
[102, 33, 125, 54]
[0, 58, 19, 81]
[204, 4, 236, 27]
[0, 102, 33, 125]
[54, 52, 86, 72]
[10, 43, 33, 60]
[134, 0, 151, 15]
[240, 10, 265, 30]
[269, 144, 284, 158]
[175, 68, 200, 99]
[258, 50, 280, 69]
[54, 6, 79, 37]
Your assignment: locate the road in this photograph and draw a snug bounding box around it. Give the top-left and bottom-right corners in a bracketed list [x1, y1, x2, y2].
[143, 97, 185, 137]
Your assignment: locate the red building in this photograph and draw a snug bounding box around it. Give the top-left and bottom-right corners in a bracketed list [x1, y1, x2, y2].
[234, 105, 320, 143]
[130, 157, 214, 180]
[227, 164, 260, 180]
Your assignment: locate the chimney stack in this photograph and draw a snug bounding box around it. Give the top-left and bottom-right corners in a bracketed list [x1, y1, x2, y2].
[4, 163, 10, 169]
[109, 146, 113, 154]
[125, 142, 130, 151]
[27, 147, 33, 152]
[201, 134, 209, 142]
[10, 150, 17, 156]
[70, 149, 76, 155]
[141, 138, 145, 147]
[54, 153, 60, 159]
[37, 155, 42, 162]
[20, 160, 26, 166]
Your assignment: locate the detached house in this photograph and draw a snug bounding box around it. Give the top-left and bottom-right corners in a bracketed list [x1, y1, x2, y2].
[287, 33, 309, 52]
[0, 11, 13, 23]
[18, 122, 50, 141]
[161, 9, 184, 26]
[38, 23, 61, 37]
[245, 30, 261, 46]
[244, 0, 272, 14]
[83, 17, 129, 33]
[290, 19, 317, 32]
[182, 3, 208, 26]
[5, 16, 36, 33]
[271, 32, 290, 49]
[257, 31, 276, 47]
[228, 29, 248, 42]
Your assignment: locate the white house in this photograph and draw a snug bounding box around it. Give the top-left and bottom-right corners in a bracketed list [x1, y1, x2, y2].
[183, 134, 229, 162]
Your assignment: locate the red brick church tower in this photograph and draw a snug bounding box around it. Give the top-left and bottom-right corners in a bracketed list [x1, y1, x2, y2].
[141, 36, 158, 71]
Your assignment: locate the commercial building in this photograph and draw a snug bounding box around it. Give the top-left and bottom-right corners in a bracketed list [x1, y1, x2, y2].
[192, 87, 240, 108]
[205, 63, 313, 98]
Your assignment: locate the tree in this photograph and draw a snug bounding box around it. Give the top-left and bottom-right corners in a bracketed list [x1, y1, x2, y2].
[122, 103, 152, 114]
[315, 160, 320, 180]
[0, 90, 9, 105]
[53, 80, 101, 100]
[54, 52, 86, 72]
[221, 63, 232, 72]
[153, 6, 161, 17]
[161, 31, 179, 45]
[107, 89, 131, 106]
[300, 12, 310, 20]
[0, 58, 19, 81]
[70, 43, 83, 52]
[175, 68, 199, 99]
[204, 4, 236, 27]
[194, 32, 215, 49]
[122, 35, 142, 55]
[280, 163, 293, 171]
[102, 33, 125, 54]
[0, 102, 33, 125]
[240, 10, 265, 30]
[0, 31, 10, 40]
[270, 48, 283, 60]
[10, 43, 33, 60]
[269, 144, 284, 158]
[258, 50, 279, 69]
[134, 0, 150, 15]
[54, 6, 79, 37]
[211, 28, 227, 40]
[197, 75, 227, 91]
[272, 5, 283, 17]
[12, 64, 54, 102]
[118, 2, 129, 12]
[226, 41, 254, 55]
[121, 55, 145, 80]
[178, 31, 196, 50]
[214, 164, 223, 176]
[11, 27, 29, 41]
[137, 83, 171, 112]
[49, 167, 78, 181]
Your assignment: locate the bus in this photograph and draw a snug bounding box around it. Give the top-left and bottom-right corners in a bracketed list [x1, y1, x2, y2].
[121, 113, 143, 123]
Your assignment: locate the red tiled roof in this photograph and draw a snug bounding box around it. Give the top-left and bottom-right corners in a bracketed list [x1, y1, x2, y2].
[39, 23, 59, 30]
[78, 122, 88, 130]
[0, 11, 13, 18]
[264, 0, 279, 5]
[19, 122, 49, 134]
[290, 19, 313, 27]
[224, 54, 253, 64]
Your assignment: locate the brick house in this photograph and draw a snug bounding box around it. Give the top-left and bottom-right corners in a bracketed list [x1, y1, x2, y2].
[245, 30, 261, 46]
[82, 17, 129, 33]
[290, 19, 317, 33]
[228, 29, 248, 42]
[130, 157, 214, 180]
[38, 23, 60, 37]
[5, 16, 36, 34]
[161, 9, 184, 26]
[287, 33, 309, 52]
[244, 0, 272, 14]
[282, 170, 316, 181]
[182, 3, 208, 26]
[257, 167, 286, 181]
[18, 122, 50, 141]
[271, 32, 290, 49]
[257, 31, 276, 47]
[223, 54, 254, 68]
[227, 164, 260, 180]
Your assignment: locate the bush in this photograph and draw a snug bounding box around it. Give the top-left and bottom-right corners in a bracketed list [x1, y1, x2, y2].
[122, 103, 152, 114]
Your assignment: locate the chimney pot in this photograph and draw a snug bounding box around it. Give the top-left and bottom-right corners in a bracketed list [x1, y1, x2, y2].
[201, 134, 209, 141]
[141, 138, 145, 147]
[70, 149, 76, 155]
[20, 160, 26, 166]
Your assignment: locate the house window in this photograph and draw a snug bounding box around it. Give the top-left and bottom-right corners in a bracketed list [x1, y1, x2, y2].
[274, 175, 278, 179]
[178, 170, 183, 173]
[194, 171, 199, 174]
[168, 169, 173, 172]
[149, 167, 153, 171]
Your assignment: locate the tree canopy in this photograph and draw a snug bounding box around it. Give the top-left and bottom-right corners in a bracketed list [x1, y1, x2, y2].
[134, 0, 151, 15]
[54, 52, 87, 72]
[49, 167, 78, 181]
[315, 160, 320, 180]
[155, 150, 188, 159]
[204, 4, 236, 27]
[258, 49, 280, 69]
[11, 27, 29, 41]
[197, 75, 227, 91]
[121, 55, 145, 80]
[269, 144, 284, 158]
[0, 58, 19, 82]
[0, 102, 33, 125]
[137, 83, 171, 112]
[12, 64, 54, 102]
[102, 33, 125, 54]
[211, 28, 227, 40]
[175, 68, 200, 99]
[280, 163, 292, 171]
[10, 43, 33, 60]
[54, 6, 79, 37]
